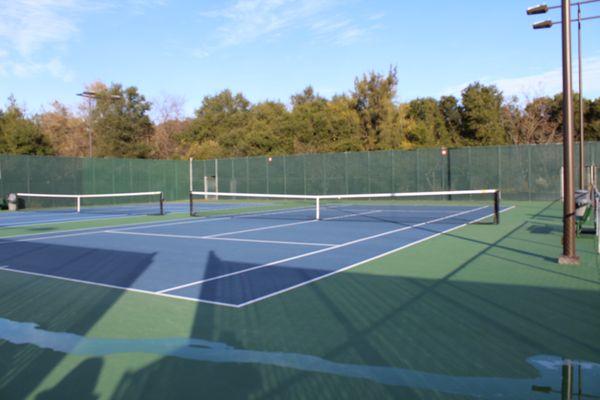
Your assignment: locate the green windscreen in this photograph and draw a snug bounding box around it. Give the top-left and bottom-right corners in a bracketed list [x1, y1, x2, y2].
[1, 142, 597, 204]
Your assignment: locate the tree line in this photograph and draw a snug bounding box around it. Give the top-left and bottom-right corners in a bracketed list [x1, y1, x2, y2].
[1, 69, 599, 160]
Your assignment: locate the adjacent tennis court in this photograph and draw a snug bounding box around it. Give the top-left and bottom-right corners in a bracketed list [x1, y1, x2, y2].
[0, 191, 508, 307]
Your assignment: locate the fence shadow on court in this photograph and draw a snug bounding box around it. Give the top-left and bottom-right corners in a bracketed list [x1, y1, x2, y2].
[0, 239, 157, 399]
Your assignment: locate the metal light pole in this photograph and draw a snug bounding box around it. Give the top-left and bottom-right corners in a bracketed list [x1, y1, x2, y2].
[559, 0, 578, 264]
[77, 91, 122, 158]
[527, 1, 600, 264]
[529, 1, 600, 190]
[577, 4, 585, 189]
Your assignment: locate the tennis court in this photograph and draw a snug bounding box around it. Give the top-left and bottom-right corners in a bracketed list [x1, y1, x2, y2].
[0, 192, 507, 307]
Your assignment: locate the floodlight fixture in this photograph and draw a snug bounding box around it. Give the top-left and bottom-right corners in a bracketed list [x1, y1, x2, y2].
[533, 19, 555, 28]
[527, 4, 550, 14]
[76, 90, 122, 158]
[77, 91, 122, 100]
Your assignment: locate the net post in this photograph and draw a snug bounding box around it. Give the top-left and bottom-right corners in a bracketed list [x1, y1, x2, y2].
[159, 192, 164, 215]
[560, 166, 564, 202]
[76, 196, 81, 213]
[215, 159, 219, 200]
[494, 190, 501, 225]
[316, 197, 320, 220]
[189, 191, 194, 217]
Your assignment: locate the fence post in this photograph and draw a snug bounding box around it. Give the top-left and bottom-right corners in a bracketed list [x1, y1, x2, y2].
[112, 159, 116, 194]
[215, 158, 219, 196]
[246, 157, 249, 193]
[468, 147, 472, 190]
[344, 152, 349, 194]
[174, 160, 178, 200]
[497, 146, 501, 191]
[416, 149, 420, 191]
[303, 154, 307, 195]
[391, 150, 395, 193]
[447, 148, 452, 192]
[26, 156, 31, 193]
[283, 155, 287, 194]
[528, 146, 532, 201]
[264, 157, 268, 193]
[368, 151, 371, 194]
[232, 158, 235, 193]
[321, 153, 326, 195]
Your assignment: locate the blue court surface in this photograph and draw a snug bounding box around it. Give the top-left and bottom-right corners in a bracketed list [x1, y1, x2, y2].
[0, 204, 508, 307]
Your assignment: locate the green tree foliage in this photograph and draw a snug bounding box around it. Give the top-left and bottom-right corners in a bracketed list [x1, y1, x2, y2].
[406, 98, 449, 146]
[460, 83, 506, 145]
[241, 101, 292, 156]
[38, 101, 87, 157]
[351, 68, 399, 150]
[4, 74, 600, 160]
[438, 95, 462, 144]
[586, 97, 600, 141]
[182, 90, 251, 158]
[91, 84, 154, 158]
[289, 88, 362, 153]
[0, 96, 53, 155]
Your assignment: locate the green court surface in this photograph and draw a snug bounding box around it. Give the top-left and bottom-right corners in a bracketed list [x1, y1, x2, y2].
[0, 201, 599, 399]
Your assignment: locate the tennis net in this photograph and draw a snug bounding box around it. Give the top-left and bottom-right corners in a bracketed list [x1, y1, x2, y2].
[16, 191, 164, 216]
[189, 189, 501, 224]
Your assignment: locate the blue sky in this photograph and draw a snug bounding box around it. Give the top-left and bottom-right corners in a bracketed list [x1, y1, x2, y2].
[1, 0, 599, 118]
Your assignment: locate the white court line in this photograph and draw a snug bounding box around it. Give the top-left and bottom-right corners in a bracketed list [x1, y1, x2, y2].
[204, 210, 383, 238]
[159, 205, 490, 294]
[0, 219, 226, 245]
[323, 208, 466, 214]
[113, 206, 316, 232]
[0, 213, 142, 227]
[104, 230, 334, 247]
[109, 216, 233, 231]
[0, 205, 314, 241]
[238, 205, 517, 307]
[0, 266, 239, 308]
[204, 237, 334, 247]
[0, 230, 109, 244]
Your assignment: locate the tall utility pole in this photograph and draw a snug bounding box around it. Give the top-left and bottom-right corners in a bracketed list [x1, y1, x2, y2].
[528, 1, 600, 190]
[527, 0, 600, 264]
[77, 91, 121, 158]
[577, 4, 585, 189]
[559, 0, 579, 265]
[77, 91, 97, 158]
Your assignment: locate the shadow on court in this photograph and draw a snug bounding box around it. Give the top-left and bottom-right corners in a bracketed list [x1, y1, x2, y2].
[36, 358, 103, 400]
[0, 240, 156, 399]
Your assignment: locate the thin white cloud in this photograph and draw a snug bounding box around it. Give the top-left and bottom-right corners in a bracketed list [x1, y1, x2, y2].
[440, 56, 600, 101]
[0, 0, 95, 56]
[332, 25, 370, 46]
[310, 16, 375, 45]
[199, 0, 374, 52]
[4, 58, 74, 81]
[202, 0, 328, 47]
[0, 1, 164, 81]
[368, 12, 385, 21]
